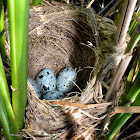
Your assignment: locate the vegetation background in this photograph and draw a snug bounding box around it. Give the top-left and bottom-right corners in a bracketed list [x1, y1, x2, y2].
[0, 0, 139, 139]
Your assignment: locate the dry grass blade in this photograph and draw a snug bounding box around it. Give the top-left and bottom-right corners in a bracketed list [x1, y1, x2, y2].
[50, 101, 112, 109]
[113, 106, 140, 114]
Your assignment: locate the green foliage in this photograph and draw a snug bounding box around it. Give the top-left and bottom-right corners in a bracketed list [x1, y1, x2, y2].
[106, 91, 140, 140]
[32, 0, 43, 6]
[128, 10, 140, 36]
[7, 0, 30, 129]
[0, 55, 17, 136]
[0, 1, 6, 60]
[106, 24, 140, 139]
[0, 0, 29, 139]
[125, 24, 140, 53]
[0, 55, 11, 140]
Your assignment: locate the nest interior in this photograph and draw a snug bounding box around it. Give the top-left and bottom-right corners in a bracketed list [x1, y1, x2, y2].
[28, 4, 98, 90]
[4, 1, 126, 140]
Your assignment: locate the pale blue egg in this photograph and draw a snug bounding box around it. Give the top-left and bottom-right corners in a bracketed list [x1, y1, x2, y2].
[42, 90, 65, 100]
[27, 77, 42, 98]
[57, 67, 77, 94]
[36, 68, 57, 93]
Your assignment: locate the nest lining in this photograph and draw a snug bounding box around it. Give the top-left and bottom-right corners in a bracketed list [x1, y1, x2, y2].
[4, 1, 126, 139]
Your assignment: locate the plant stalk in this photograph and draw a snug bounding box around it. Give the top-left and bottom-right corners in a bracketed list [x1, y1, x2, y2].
[115, 0, 137, 45]
[105, 54, 132, 101]
[7, 0, 29, 129]
[0, 96, 11, 140]
[0, 55, 18, 135]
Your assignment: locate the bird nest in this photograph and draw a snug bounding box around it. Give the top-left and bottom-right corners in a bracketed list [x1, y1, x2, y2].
[5, 1, 126, 139]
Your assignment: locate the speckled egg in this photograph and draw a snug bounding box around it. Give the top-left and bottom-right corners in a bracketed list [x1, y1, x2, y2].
[42, 90, 65, 100]
[36, 68, 57, 93]
[57, 67, 77, 94]
[27, 77, 42, 98]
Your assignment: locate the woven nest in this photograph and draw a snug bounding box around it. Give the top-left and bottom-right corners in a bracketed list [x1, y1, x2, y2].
[5, 1, 126, 139]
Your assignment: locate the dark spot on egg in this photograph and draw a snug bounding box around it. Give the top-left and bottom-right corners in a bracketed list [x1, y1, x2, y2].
[51, 92, 54, 94]
[51, 77, 52, 78]
[64, 85, 65, 86]
[39, 75, 43, 79]
[43, 85, 49, 91]
[47, 72, 49, 74]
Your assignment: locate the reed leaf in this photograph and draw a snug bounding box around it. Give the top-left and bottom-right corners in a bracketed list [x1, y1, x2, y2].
[7, 0, 29, 129]
[0, 59, 11, 139]
[106, 92, 140, 140]
[0, 55, 17, 135]
[106, 71, 140, 139]
[128, 10, 140, 36]
[125, 24, 140, 54]
[0, 1, 6, 59]
[0, 97, 11, 140]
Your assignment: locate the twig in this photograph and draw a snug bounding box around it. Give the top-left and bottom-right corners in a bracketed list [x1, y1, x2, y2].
[122, 131, 140, 140]
[113, 106, 140, 114]
[86, 0, 95, 9]
[104, 0, 121, 17]
[118, 115, 140, 137]
[115, 0, 137, 45]
[105, 54, 132, 101]
[98, 0, 115, 15]
[81, 0, 84, 8]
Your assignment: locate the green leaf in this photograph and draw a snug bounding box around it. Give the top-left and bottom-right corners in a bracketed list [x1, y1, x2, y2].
[7, 0, 29, 129]
[106, 93, 140, 140]
[0, 1, 6, 59]
[125, 24, 140, 53]
[128, 10, 140, 36]
[32, 0, 43, 6]
[0, 90, 11, 140]
[0, 55, 17, 135]
[106, 71, 140, 139]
